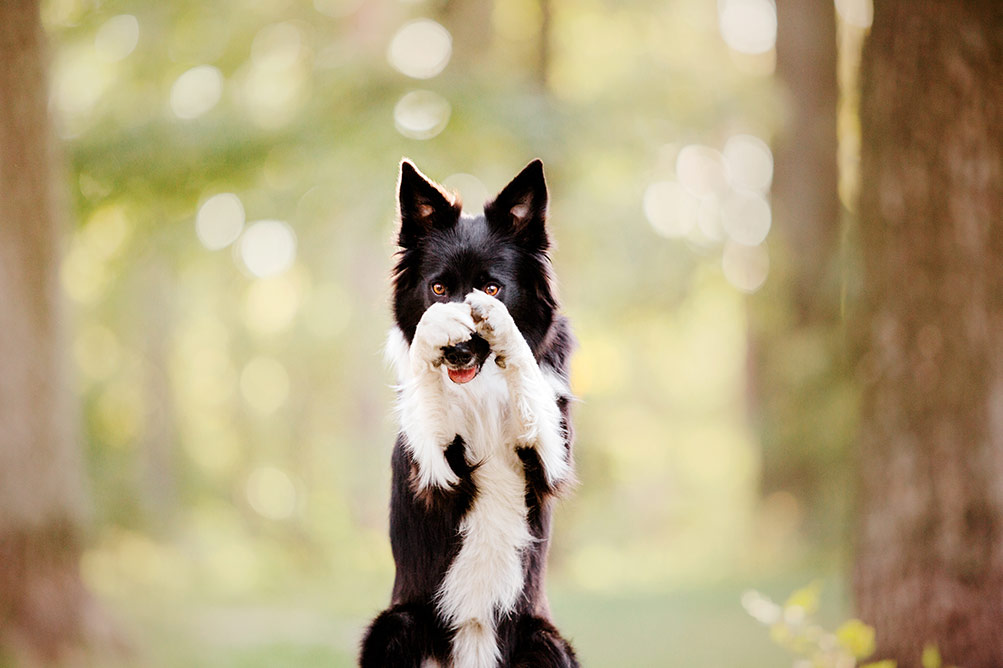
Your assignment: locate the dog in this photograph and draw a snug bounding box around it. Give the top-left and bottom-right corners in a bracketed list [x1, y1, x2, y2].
[359, 159, 579, 667]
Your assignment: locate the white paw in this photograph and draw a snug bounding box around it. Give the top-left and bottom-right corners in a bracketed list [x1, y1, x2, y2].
[411, 302, 475, 371]
[414, 445, 460, 490]
[465, 291, 521, 359]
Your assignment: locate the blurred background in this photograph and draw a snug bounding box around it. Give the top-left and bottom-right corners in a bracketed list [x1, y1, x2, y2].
[2, 0, 884, 665]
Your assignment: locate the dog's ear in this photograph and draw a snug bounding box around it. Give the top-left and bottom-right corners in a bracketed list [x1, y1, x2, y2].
[485, 159, 549, 251]
[397, 159, 461, 247]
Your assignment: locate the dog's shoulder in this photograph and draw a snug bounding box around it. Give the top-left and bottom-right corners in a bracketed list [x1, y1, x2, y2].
[537, 314, 575, 381]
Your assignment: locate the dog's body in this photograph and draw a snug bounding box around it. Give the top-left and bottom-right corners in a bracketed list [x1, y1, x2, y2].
[360, 160, 579, 667]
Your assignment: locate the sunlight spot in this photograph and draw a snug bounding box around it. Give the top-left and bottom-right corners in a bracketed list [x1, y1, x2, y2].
[51, 45, 113, 129]
[722, 190, 771, 246]
[170, 65, 223, 119]
[722, 240, 769, 293]
[62, 241, 109, 304]
[94, 15, 139, 62]
[84, 204, 131, 260]
[718, 0, 777, 55]
[442, 173, 489, 214]
[246, 466, 298, 520]
[196, 193, 245, 250]
[242, 26, 310, 130]
[239, 220, 297, 278]
[394, 90, 451, 140]
[244, 273, 304, 336]
[251, 22, 306, 71]
[723, 134, 773, 193]
[388, 19, 452, 79]
[835, 0, 873, 28]
[644, 181, 698, 238]
[240, 356, 290, 414]
[676, 145, 727, 199]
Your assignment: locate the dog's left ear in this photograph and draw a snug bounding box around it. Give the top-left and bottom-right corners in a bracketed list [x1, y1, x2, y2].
[485, 159, 549, 251]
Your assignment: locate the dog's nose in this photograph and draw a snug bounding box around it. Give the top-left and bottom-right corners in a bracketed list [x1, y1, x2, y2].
[443, 342, 474, 367]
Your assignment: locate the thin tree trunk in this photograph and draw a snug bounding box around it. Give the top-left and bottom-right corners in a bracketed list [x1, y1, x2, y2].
[0, 0, 103, 663]
[537, 0, 552, 90]
[853, 2, 1003, 666]
[754, 0, 842, 529]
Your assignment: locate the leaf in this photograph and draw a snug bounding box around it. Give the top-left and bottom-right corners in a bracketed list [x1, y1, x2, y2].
[784, 580, 823, 617]
[835, 618, 876, 659]
[861, 661, 897, 668]
[921, 645, 942, 668]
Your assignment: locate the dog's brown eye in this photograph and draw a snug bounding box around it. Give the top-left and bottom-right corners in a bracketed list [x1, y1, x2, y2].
[431, 282, 446, 296]
[484, 283, 500, 297]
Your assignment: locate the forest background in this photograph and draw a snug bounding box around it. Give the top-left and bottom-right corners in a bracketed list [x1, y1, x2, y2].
[2, 0, 1001, 666]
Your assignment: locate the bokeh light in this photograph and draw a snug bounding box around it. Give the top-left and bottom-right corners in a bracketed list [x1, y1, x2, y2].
[246, 466, 298, 521]
[170, 65, 223, 119]
[196, 193, 245, 251]
[722, 190, 772, 246]
[94, 14, 139, 62]
[239, 356, 290, 414]
[835, 0, 874, 28]
[238, 220, 297, 278]
[387, 19, 453, 79]
[644, 181, 699, 238]
[723, 134, 773, 193]
[442, 173, 490, 214]
[718, 0, 777, 55]
[394, 90, 451, 140]
[676, 145, 727, 199]
[242, 22, 310, 128]
[722, 240, 769, 293]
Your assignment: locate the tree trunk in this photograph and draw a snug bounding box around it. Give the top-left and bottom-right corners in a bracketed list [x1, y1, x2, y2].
[853, 2, 1003, 666]
[754, 0, 843, 533]
[0, 0, 102, 663]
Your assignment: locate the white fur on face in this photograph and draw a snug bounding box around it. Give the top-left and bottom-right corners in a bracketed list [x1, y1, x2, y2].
[385, 293, 572, 667]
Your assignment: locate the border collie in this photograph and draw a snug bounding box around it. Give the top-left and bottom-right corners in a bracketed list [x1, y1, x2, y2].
[360, 159, 579, 667]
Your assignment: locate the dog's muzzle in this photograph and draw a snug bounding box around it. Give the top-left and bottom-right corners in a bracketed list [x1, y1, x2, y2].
[441, 334, 491, 384]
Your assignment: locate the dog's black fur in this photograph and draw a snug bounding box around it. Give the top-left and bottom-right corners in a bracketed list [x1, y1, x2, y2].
[360, 160, 578, 667]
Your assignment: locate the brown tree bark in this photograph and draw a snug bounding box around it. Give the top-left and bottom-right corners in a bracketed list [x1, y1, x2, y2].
[0, 0, 105, 663]
[853, 2, 1003, 666]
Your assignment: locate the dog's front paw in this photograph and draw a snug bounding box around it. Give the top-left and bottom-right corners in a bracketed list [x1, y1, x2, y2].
[412, 446, 460, 492]
[465, 291, 523, 363]
[411, 302, 476, 372]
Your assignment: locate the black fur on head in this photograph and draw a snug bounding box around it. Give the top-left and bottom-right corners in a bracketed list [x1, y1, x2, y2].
[392, 159, 558, 356]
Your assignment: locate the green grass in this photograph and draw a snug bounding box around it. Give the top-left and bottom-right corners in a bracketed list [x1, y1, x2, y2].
[111, 576, 847, 667]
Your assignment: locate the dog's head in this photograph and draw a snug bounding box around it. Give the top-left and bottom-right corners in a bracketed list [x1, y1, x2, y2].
[391, 159, 558, 359]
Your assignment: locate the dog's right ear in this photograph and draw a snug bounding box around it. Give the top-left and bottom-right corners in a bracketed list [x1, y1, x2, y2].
[397, 159, 460, 248]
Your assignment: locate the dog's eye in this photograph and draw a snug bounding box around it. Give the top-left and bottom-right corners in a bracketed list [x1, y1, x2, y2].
[431, 282, 446, 296]
[484, 283, 500, 297]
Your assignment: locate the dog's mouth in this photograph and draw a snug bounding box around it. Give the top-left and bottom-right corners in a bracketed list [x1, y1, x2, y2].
[441, 334, 491, 385]
[447, 365, 481, 384]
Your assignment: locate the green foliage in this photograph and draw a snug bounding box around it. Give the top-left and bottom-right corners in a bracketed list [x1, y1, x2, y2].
[744, 582, 883, 668]
[743, 584, 966, 668]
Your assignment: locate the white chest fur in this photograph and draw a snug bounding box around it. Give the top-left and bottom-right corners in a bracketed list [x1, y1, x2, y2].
[435, 364, 533, 668]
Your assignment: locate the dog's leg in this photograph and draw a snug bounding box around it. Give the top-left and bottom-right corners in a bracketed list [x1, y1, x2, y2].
[507, 614, 580, 668]
[465, 291, 571, 487]
[394, 302, 477, 492]
[359, 602, 446, 668]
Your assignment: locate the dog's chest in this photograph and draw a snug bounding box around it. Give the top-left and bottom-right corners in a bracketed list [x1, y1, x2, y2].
[437, 365, 533, 627]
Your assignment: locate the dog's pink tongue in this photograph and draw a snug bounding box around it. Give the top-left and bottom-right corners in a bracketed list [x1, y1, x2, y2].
[448, 367, 478, 384]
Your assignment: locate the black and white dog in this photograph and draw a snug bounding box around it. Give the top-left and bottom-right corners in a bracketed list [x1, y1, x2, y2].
[360, 159, 579, 667]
